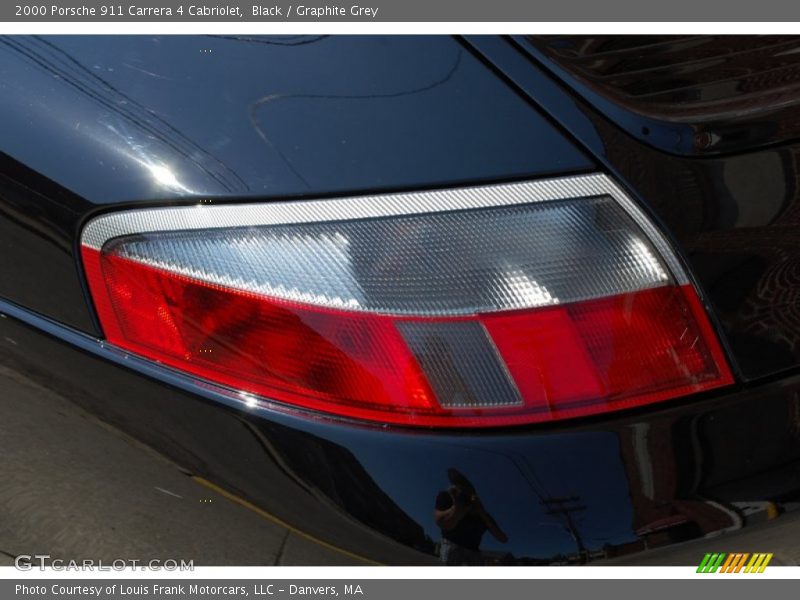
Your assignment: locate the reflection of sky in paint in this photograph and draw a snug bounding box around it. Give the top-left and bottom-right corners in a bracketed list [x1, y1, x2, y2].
[0, 35, 590, 203]
[341, 431, 635, 560]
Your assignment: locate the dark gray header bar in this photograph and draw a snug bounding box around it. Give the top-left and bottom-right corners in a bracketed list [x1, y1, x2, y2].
[4, 0, 800, 22]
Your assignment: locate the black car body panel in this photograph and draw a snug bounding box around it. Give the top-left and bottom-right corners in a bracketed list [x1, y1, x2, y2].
[1, 35, 591, 205]
[3, 291, 800, 565]
[0, 34, 591, 335]
[478, 35, 800, 382]
[523, 35, 800, 157]
[2, 34, 800, 566]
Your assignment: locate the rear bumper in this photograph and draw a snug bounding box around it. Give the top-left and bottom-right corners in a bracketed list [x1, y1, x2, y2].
[2, 298, 800, 566]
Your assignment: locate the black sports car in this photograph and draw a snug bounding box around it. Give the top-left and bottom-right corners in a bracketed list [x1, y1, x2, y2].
[2, 34, 800, 567]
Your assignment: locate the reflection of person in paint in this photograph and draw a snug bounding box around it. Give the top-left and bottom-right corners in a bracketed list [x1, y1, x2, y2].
[434, 468, 508, 565]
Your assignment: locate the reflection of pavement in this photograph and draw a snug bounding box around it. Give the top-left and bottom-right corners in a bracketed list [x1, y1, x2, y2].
[598, 509, 800, 566]
[0, 364, 365, 566]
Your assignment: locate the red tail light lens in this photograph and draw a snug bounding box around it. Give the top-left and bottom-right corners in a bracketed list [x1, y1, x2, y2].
[482, 285, 731, 422]
[81, 175, 733, 427]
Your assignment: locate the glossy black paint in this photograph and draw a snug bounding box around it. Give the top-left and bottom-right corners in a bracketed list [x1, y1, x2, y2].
[524, 35, 800, 156]
[2, 35, 800, 566]
[0, 35, 592, 202]
[470, 35, 800, 382]
[0, 34, 591, 334]
[3, 297, 800, 565]
[0, 157, 97, 333]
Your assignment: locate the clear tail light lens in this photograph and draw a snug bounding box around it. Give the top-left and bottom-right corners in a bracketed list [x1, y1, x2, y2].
[81, 174, 733, 427]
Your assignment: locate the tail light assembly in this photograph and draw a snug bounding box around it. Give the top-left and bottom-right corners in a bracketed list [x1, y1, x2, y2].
[80, 174, 733, 428]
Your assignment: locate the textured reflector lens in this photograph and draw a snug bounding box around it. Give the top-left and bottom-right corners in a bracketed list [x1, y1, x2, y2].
[398, 321, 522, 409]
[81, 177, 734, 427]
[104, 197, 669, 315]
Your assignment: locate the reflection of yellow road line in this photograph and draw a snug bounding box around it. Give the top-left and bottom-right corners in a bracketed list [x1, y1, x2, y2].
[192, 476, 381, 566]
[766, 502, 779, 520]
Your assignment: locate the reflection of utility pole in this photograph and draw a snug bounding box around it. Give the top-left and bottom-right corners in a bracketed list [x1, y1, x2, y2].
[541, 496, 587, 562]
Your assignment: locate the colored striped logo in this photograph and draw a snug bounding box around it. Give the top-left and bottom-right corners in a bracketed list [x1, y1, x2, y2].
[697, 553, 773, 573]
